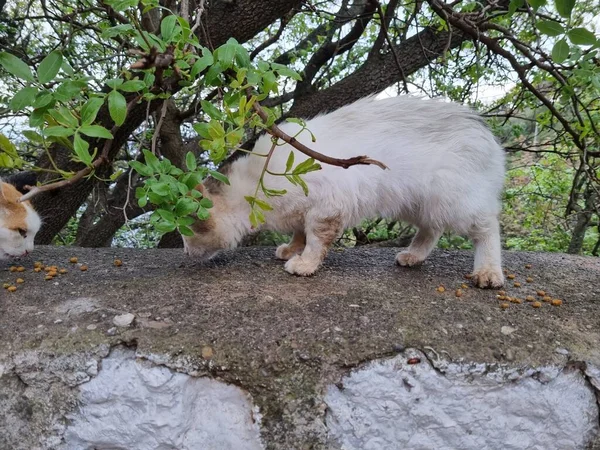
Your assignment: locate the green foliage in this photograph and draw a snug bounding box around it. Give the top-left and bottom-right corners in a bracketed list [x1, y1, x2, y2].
[130, 150, 215, 236]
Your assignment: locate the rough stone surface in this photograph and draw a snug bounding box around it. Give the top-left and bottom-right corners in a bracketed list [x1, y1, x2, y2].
[60, 347, 263, 450]
[1, 246, 600, 449]
[325, 350, 598, 450]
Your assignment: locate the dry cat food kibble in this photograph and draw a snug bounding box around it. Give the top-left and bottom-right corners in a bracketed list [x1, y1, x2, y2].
[543, 296, 553, 303]
[525, 264, 532, 269]
[510, 298, 523, 304]
[407, 357, 421, 365]
[45, 275, 53, 281]
[34, 261, 42, 268]
[526, 277, 533, 283]
[33, 267, 41, 273]
[500, 303, 510, 309]
[461, 284, 468, 289]
[526, 295, 536, 302]
[537, 290, 546, 297]
[507, 274, 515, 279]
[80, 265, 88, 271]
[532, 301, 542, 308]
[7, 286, 17, 292]
[9, 266, 17, 272]
[498, 290, 506, 296]
[16, 278, 24, 284]
[69, 257, 78, 263]
[59, 268, 68, 274]
[114, 259, 123, 267]
[16, 266, 25, 272]
[436, 286, 446, 293]
[3, 283, 10, 289]
[513, 282, 521, 287]
[455, 289, 463, 297]
[551, 299, 563, 306]
[497, 295, 506, 300]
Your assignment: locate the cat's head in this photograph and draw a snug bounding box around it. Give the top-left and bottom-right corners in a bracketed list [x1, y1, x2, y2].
[181, 182, 245, 260]
[0, 175, 41, 259]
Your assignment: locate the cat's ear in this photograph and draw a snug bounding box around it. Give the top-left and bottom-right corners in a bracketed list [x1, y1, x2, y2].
[4, 171, 37, 195]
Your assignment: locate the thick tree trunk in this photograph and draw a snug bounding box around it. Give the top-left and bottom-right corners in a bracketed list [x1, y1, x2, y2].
[567, 186, 597, 254]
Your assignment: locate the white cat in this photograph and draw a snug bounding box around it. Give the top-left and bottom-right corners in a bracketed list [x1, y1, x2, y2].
[0, 175, 41, 259]
[183, 95, 506, 288]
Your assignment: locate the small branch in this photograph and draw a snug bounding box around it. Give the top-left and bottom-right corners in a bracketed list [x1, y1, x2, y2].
[247, 89, 388, 170]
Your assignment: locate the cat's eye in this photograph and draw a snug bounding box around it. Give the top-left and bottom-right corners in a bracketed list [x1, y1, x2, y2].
[17, 228, 27, 238]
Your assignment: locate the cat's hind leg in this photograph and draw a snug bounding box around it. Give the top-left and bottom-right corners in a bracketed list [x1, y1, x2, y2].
[285, 216, 342, 276]
[468, 215, 504, 288]
[275, 230, 306, 260]
[396, 227, 442, 267]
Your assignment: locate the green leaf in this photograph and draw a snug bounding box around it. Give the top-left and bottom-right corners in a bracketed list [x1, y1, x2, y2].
[73, 133, 92, 165]
[197, 207, 210, 220]
[32, 90, 54, 108]
[155, 221, 177, 233]
[185, 152, 197, 171]
[201, 100, 224, 120]
[175, 198, 197, 216]
[44, 126, 75, 137]
[160, 15, 178, 42]
[143, 149, 160, 172]
[137, 196, 148, 208]
[552, 39, 570, 63]
[52, 105, 79, 128]
[208, 169, 230, 185]
[37, 51, 63, 84]
[0, 52, 34, 82]
[554, 0, 575, 18]
[54, 79, 85, 102]
[150, 182, 172, 196]
[108, 90, 127, 126]
[254, 198, 273, 211]
[106, 78, 124, 90]
[129, 160, 153, 177]
[526, 0, 546, 9]
[262, 70, 278, 94]
[190, 47, 214, 78]
[103, 0, 139, 12]
[179, 225, 194, 236]
[199, 197, 213, 208]
[79, 125, 113, 139]
[9, 86, 38, 111]
[508, 0, 524, 13]
[204, 61, 224, 86]
[101, 24, 135, 39]
[157, 208, 176, 222]
[22, 130, 44, 143]
[235, 45, 251, 69]
[285, 151, 295, 172]
[177, 16, 191, 41]
[120, 80, 146, 92]
[567, 28, 597, 46]
[80, 97, 105, 125]
[216, 40, 237, 68]
[536, 20, 565, 37]
[293, 157, 321, 175]
[271, 63, 302, 81]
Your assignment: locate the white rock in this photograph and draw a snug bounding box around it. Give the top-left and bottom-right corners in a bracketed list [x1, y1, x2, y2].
[501, 326, 516, 336]
[113, 313, 135, 327]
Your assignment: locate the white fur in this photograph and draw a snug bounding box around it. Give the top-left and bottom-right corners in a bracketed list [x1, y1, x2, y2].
[0, 183, 41, 260]
[183, 95, 506, 287]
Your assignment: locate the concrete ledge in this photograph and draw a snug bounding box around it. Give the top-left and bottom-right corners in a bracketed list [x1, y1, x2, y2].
[1, 247, 599, 449]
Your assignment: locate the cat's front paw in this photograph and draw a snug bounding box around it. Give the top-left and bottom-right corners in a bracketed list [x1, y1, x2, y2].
[472, 266, 504, 289]
[275, 243, 302, 260]
[395, 251, 425, 267]
[284, 255, 320, 276]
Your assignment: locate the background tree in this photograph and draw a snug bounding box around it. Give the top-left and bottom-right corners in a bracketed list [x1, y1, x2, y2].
[0, 0, 598, 254]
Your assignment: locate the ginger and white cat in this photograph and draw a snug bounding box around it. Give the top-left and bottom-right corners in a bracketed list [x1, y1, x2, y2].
[182, 95, 506, 288]
[0, 174, 41, 259]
